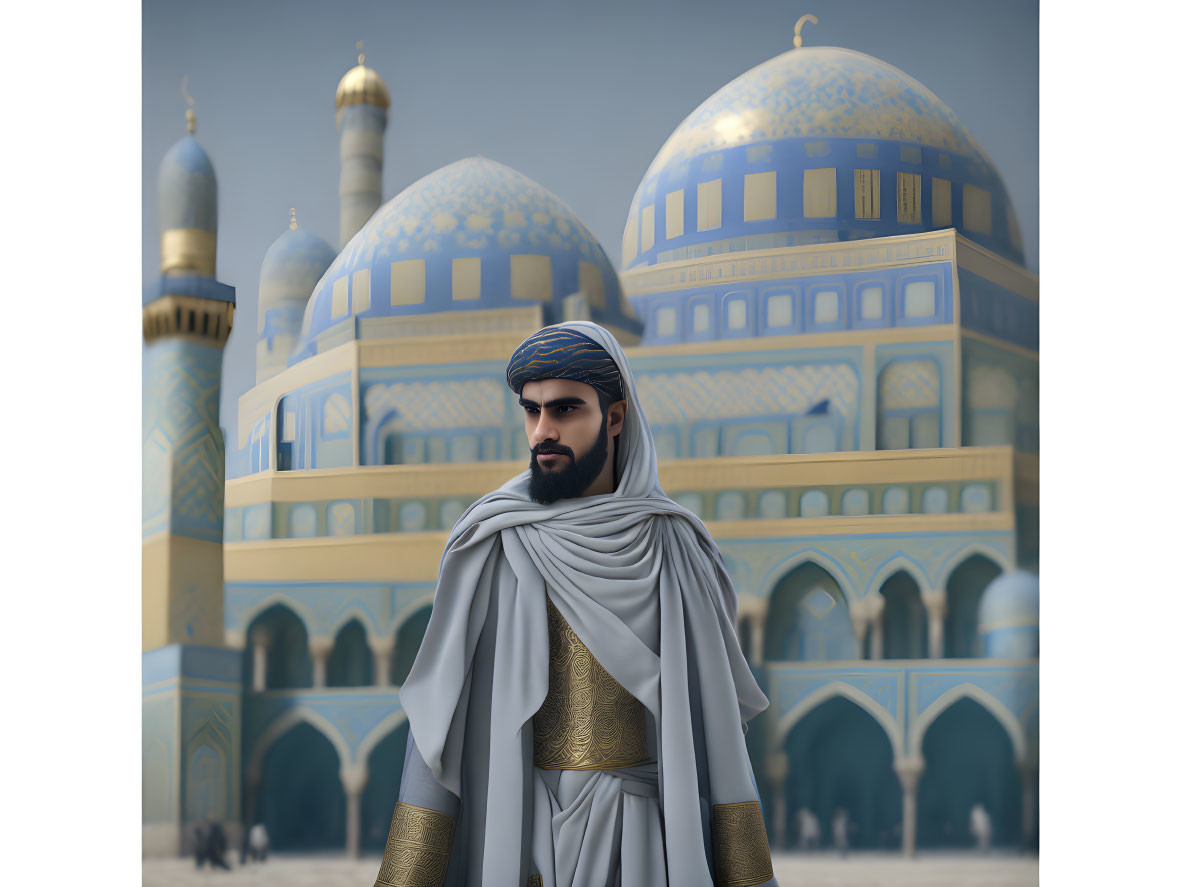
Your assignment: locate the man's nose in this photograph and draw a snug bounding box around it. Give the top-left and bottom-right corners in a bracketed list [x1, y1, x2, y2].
[531, 412, 558, 445]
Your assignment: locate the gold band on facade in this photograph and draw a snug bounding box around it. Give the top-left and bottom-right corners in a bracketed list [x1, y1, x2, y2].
[526, 876, 543, 887]
[373, 802, 456, 887]
[532, 596, 648, 770]
[711, 800, 775, 887]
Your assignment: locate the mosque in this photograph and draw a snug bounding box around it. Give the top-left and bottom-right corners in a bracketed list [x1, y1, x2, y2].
[142, 25, 1039, 862]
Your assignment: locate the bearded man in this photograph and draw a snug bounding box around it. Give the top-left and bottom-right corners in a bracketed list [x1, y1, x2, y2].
[373, 322, 777, 887]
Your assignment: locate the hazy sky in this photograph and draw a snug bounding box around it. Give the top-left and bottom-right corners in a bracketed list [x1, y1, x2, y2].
[142, 0, 1038, 441]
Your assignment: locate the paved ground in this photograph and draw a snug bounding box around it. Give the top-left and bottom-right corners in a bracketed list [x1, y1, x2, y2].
[142, 851, 1038, 886]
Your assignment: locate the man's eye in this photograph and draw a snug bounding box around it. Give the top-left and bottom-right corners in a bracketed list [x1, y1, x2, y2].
[557, 405, 575, 414]
[524, 406, 539, 415]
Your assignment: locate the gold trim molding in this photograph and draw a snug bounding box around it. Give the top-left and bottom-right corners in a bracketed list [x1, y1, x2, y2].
[161, 228, 216, 276]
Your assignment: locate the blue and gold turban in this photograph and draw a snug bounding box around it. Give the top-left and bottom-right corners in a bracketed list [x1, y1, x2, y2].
[506, 326, 624, 402]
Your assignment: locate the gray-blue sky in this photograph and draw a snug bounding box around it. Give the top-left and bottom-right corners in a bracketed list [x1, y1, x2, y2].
[142, 0, 1038, 441]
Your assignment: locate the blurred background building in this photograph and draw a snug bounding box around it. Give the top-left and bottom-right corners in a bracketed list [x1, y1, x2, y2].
[143, 25, 1038, 860]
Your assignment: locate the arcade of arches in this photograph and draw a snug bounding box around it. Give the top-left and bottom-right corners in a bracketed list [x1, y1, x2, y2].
[745, 552, 1036, 854]
[244, 605, 431, 691]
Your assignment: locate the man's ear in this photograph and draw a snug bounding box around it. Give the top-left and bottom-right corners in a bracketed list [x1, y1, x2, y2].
[608, 399, 627, 439]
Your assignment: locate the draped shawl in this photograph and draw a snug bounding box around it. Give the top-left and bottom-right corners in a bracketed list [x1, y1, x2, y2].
[399, 321, 769, 886]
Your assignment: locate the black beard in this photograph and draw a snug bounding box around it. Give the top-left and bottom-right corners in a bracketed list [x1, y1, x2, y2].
[527, 414, 610, 505]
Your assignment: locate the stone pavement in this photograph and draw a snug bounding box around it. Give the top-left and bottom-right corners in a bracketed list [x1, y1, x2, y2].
[142, 851, 1038, 887]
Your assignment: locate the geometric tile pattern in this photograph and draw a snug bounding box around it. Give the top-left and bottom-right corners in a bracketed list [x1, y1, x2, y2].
[878, 359, 940, 410]
[362, 377, 505, 431]
[635, 362, 858, 424]
[142, 339, 225, 542]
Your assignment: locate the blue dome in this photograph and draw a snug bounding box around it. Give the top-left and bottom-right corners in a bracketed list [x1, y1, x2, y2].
[158, 135, 217, 233]
[291, 157, 635, 364]
[978, 570, 1038, 658]
[623, 46, 1023, 269]
[259, 227, 337, 308]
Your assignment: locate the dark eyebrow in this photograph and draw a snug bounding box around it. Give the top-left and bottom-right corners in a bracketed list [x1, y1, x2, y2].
[518, 396, 588, 409]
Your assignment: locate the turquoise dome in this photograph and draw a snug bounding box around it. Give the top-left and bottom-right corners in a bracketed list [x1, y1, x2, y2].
[977, 570, 1039, 659]
[623, 46, 1023, 269]
[158, 135, 217, 233]
[291, 157, 634, 364]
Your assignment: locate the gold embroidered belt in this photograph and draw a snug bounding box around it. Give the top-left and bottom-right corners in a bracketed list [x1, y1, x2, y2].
[532, 596, 648, 770]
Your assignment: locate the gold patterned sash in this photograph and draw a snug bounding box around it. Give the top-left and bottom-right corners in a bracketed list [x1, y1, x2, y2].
[532, 596, 648, 770]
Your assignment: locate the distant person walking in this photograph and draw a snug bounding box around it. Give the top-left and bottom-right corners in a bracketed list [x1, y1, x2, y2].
[832, 807, 850, 857]
[797, 808, 821, 851]
[248, 821, 270, 862]
[969, 802, 992, 854]
[203, 817, 232, 870]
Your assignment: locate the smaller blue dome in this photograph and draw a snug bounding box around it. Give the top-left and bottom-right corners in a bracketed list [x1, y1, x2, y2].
[259, 227, 337, 308]
[289, 156, 637, 365]
[978, 570, 1038, 659]
[159, 135, 217, 233]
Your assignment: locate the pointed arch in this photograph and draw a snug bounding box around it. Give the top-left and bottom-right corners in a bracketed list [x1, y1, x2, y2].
[239, 594, 317, 639]
[391, 595, 436, 635]
[910, 683, 1027, 765]
[935, 544, 1012, 591]
[357, 709, 410, 770]
[247, 707, 353, 782]
[325, 604, 380, 642]
[866, 552, 932, 598]
[760, 547, 858, 606]
[774, 680, 903, 759]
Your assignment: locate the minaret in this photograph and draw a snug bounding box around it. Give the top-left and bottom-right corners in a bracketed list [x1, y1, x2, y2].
[142, 84, 243, 857]
[335, 41, 389, 248]
[255, 208, 336, 383]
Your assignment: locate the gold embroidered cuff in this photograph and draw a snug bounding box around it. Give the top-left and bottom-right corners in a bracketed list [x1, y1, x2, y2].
[373, 802, 456, 887]
[711, 801, 774, 887]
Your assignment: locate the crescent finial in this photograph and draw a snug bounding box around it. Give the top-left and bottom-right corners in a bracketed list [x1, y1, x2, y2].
[794, 14, 818, 49]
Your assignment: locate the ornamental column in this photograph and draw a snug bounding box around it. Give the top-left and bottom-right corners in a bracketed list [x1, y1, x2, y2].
[309, 636, 333, 689]
[341, 765, 368, 859]
[851, 613, 870, 660]
[251, 629, 270, 692]
[765, 750, 789, 850]
[369, 635, 394, 687]
[923, 591, 947, 658]
[749, 615, 766, 667]
[894, 757, 924, 857]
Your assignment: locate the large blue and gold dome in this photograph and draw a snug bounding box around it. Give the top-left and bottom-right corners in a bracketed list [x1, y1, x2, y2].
[291, 157, 635, 364]
[622, 46, 1024, 269]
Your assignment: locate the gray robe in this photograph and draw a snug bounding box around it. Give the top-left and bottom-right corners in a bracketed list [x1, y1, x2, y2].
[397, 322, 777, 887]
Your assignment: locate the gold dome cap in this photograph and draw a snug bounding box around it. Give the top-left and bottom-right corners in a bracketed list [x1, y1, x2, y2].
[335, 42, 389, 110]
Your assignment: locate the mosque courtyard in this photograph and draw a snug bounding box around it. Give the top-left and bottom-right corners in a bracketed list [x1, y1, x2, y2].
[142, 850, 1039, 886]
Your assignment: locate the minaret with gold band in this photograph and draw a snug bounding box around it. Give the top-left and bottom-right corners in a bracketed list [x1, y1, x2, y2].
[142, 84, 243, 858]
[336, 41, 390, 248]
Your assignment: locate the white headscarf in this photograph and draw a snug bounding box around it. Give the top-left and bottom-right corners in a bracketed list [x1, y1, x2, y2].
[400, 321, 769, 886]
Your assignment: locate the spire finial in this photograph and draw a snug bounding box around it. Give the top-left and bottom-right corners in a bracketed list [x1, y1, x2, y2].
[794, 14, 818, 49]
[181, 75, 197, 134]
[289, 207, 298, 231]
[356, 40, 365, 66]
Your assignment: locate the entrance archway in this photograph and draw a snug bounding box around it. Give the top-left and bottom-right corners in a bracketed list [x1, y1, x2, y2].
[259, 722, 345, 850]
[944, 555, 1002, 657]
[327, 618, 374, 687]
[247, 604, 312, 689]
[764, 563, 857, 662]
[392, 607, 431, 686]
[361, 722, 410, 852]
[881, 571, 928, 659]
[782, 696, 900, 849]
[917, 697, 1021, 847]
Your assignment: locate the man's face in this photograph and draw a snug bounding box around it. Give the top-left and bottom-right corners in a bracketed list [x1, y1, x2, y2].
[519, 378, 616, 504]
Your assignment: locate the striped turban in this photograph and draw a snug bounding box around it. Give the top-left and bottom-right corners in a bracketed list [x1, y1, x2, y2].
[506, 326, 624, 403]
